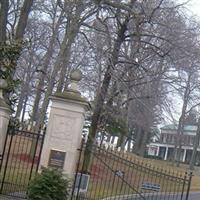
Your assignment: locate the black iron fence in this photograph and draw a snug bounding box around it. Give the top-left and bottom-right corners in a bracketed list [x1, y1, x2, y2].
[71, 142, 193, 200]
[0, 127, 45, 199]
[0, 129, 193, 200]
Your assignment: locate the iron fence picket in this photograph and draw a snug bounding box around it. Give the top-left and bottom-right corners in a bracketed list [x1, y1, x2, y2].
[185, 172, 193, 200]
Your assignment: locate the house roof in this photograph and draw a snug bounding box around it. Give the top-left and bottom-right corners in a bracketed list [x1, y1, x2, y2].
[161, 124, 197, 132]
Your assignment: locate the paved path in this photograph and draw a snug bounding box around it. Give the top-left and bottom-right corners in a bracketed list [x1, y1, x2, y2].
[189, 192, 200, 200]
[0, 193, 26, 200]
[121, 192, 200, 200]
[0, 193, 200, 200]
[104, 192, 200, 200]
[0, 196, 24, 200]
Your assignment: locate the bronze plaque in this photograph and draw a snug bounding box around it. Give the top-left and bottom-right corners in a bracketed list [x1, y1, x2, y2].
[48, 150, 66, 169]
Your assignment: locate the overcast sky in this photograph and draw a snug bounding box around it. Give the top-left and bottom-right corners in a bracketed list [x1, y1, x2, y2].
[185, 0, 200, 18]
[162, 1, 200, 125]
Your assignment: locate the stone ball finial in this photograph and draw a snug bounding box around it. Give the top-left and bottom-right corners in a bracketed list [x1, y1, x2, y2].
[70, 69, 82, 82]
[0, 78, 8, 89]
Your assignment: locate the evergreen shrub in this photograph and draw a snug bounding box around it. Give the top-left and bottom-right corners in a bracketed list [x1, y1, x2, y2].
[27, 168, 69, 200]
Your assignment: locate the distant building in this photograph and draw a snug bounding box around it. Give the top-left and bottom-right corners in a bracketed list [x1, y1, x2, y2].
[147, 124, 200, 163]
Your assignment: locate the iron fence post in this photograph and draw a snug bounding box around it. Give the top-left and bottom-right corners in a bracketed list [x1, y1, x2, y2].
[185, 172, 193, 200]
[71, 138, 84, 200]
[76, 139, 89, 200]
[35, 127, 46, 172]
[28, 133, 40, 181]
[0, 129, 14, 193]
[180, 172, 187, 200]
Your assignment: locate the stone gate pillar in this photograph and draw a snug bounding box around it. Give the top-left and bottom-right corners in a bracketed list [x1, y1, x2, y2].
[0, 79, 11, 157]
[39, 70, 90, 175]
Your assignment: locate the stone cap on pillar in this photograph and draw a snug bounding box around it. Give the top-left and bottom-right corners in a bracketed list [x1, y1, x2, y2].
[0, 79, 11, 111]
[51, 69, 91, 111]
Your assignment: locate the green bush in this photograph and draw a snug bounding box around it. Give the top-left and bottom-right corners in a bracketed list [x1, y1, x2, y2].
[27, 168, 69, 200]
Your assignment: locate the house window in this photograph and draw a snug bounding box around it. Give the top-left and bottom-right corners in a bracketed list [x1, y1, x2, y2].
[163, 135, 166, 143]
[189, 136, 194, 146]
[171, 135, 175, 144]
[181, 136, 185, 145]
[186, 136, 190, 146]
[168, 135, 171, 144]
[166, 134, 174, 144]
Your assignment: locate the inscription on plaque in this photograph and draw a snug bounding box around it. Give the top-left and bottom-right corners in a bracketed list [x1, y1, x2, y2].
[48, 150, 66, 169]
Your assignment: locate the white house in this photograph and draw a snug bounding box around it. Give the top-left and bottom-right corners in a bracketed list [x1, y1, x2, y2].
[147, 124, 200, 163]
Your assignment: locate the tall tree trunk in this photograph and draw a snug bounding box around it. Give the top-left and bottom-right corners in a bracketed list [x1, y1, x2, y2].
[138, 129, 148, 157]
[111, 136, 115, 144]
[2, 0, 34, 103]
[21, 95, 28, 122]
[15, 52, 33, 119]
[0, 0, 9, 43]
[31, 72, 46, 122]
[133, 125, 142, 154]
[89, 19, 128, 142]
[15, 90, 26, 119]
[106, 135, 111, 143]
[174, 116, 185, 165]
[120, 136, 127, 151]
[56, 16, 80, 92]
[35, 2, 85, 128]
[15, 70, 26, 118]
[15, 0, 34, 41]
[56, 60, 71, 92]
[127, 139, 131, 152]
[83, 17, 129, 172]
[174, 74, 191, 166]
[116, 135, 125, 149]
[35, 22, 80, 129]
[31, 12, 63, 122]
[100, 132, 105, 147]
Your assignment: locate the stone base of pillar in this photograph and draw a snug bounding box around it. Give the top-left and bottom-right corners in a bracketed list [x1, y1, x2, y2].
[0, 106, 11, 156]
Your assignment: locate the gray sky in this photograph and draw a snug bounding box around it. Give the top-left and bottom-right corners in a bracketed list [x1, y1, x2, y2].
[185, 0, 200, 17]
[162, 1, 200, 125]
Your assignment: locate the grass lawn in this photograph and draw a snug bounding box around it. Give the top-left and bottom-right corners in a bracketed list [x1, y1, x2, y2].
[76, 149, 198, 199]
[125, 151, 200, 192]
[0, 156, 37, 196]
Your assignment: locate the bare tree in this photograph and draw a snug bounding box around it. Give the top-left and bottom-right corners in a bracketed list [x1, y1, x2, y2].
[30, 0, 65, 122]
[0, 0, 9, 43]
[173, 60, 200, 166]
[35, 0, 97, 129]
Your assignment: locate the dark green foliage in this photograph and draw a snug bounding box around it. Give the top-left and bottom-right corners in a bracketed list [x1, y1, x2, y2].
[0, 42, 22, 75]
[105, 116, 127, 136]
[100, 109, 127, 137]
[0, 42, 22, 107]
[7, 117, 20, 134]
[27, 168, 69, 200]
